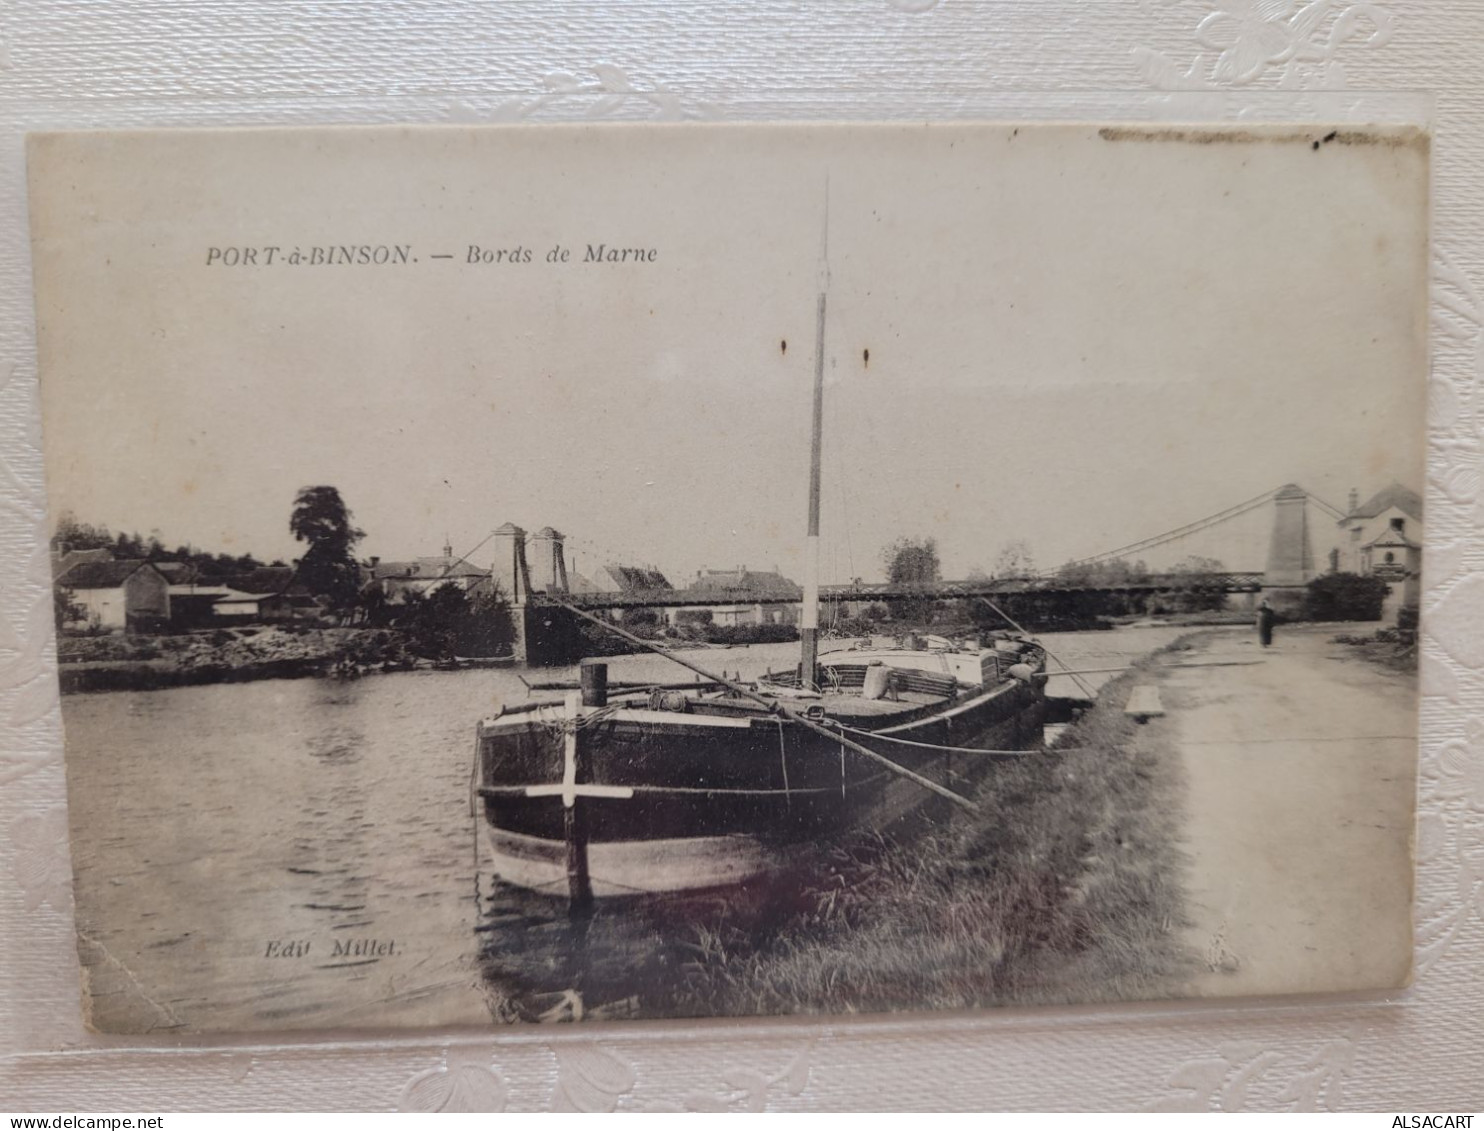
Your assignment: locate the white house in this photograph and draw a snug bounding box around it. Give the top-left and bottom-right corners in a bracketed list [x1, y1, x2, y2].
[55, 559, 172, 632]
[1337, 482, 1422, 610]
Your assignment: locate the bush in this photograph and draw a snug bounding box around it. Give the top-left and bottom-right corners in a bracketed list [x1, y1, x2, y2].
[706, 623, 799, 645]
[619, 608, 663, 631]
[1303, 572, 1389, 622]
[1397, 604, 1419, 646]
[393, 585, 516, 658]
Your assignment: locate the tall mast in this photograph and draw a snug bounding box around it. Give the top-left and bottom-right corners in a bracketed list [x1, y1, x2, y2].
[800, 183, 829, 689]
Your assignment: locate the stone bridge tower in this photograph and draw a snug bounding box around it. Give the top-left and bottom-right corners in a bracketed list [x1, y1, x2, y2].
[490, 523, 581, 665]
[490, 523, 531, 604]
[1263, 483, 1315, 610]
[528, 527, 570, 595]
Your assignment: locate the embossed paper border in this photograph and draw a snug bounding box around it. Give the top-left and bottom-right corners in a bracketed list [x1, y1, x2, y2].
[2, 1, 1478, 1110]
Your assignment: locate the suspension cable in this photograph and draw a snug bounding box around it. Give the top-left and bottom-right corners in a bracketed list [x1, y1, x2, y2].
[1056, 487, 1280, 571]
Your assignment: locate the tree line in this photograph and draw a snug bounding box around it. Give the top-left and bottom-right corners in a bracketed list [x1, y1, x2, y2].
[53, 486, 516, 655]
[52, 514, 275, 577]
[874, 536, 1389, 627]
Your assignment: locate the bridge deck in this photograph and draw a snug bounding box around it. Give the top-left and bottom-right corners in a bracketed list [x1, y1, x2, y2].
[531, 574, 1264, 609]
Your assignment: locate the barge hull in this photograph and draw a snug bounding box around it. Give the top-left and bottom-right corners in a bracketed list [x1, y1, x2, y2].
[478, 673, 1045, 897]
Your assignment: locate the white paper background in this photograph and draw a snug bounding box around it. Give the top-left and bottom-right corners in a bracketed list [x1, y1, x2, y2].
[1, 1, 1478, 1111]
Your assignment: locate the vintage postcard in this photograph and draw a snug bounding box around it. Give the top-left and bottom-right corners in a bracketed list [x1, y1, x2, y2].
[28, 123, 1427, 1032]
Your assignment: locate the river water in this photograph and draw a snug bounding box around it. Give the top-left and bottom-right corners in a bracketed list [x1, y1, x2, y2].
[62, 625, 1197, 1032]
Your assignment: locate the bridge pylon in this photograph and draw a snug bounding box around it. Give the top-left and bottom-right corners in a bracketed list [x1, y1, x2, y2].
[1262, 483, 1316, 611]
[493, 523, 582, 665]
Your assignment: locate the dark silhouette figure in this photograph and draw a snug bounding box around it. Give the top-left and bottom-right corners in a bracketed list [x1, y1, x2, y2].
[1257, 599, 1276, 647]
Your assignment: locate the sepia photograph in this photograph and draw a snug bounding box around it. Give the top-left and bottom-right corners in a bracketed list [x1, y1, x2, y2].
[27, 122, 1427, 1032]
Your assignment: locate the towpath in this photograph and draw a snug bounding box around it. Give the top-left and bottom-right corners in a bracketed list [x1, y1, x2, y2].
[1149, 624, 1416, 997]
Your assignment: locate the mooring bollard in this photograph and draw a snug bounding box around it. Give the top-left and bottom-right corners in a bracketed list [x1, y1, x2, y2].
[579, 660, 608, 708]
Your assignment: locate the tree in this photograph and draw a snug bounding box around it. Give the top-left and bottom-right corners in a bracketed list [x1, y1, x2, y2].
[1055, 556, 1149, 586]
[1169, 555, 1224, 576]
[1166, 555, 1227, 613]
[882, 536, 941, 586]
[289, 486, 365, 615]
[393, 586, 466, 658]
[390, 583, 516, 657]
[114, 531, 145, 558]
[460, 586, 516, 656]
[881, 537, 941, 623]
[993, 540, 1036, 579]
[357, 582, 390, 627]
[51, 512, 114, 554]
[54, 586, 84, 633]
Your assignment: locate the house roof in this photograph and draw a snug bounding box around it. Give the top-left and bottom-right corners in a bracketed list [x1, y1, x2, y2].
[223, 566, 301, 595]
[687, 568, 801, 598]
[567, 569, 599, 593]
[372, 556, 489, 581]
[211, 588, 264, 604]
[55, 559, 164, 589]
[152, 561, 199, 583]
[603, 565, 673, 592]
[1347, 483, 1423, 522]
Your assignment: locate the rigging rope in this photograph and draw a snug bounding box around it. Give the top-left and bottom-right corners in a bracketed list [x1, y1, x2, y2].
[550, 599, 980, 811]
[946, 586, 1097, 700]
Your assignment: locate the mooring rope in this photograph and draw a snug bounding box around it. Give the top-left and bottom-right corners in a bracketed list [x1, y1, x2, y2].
[776, 718, 792, 807]
[830, 721, 1033, 758]
[532, 701, 623, 741]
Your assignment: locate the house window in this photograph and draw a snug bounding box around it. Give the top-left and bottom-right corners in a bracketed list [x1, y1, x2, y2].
[1385, 551, 1395, 564]
[1390, 517, 1405, 532]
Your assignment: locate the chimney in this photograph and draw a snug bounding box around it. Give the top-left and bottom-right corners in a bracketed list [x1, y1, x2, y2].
[443, 536, 453, 560]
[369, 555, 380, 569]
[1348, 488, 1359, 514]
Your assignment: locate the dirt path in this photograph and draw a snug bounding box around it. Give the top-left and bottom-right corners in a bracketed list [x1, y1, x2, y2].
[1153, 624, 1416, 997]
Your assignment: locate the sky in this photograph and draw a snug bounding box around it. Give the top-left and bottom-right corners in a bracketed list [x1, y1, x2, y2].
[31, 123, 1429, 582]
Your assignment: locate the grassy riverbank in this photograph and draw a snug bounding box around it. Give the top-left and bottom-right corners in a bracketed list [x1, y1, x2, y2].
[659, 641, 1199, 1016]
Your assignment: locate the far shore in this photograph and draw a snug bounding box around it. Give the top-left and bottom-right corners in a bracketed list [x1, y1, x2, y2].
[53, 609, 1402, 695]
[56, 626, 445, 694]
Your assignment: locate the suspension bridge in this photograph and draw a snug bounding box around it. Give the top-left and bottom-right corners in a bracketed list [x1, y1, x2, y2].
[479, 484, 1347, 663]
